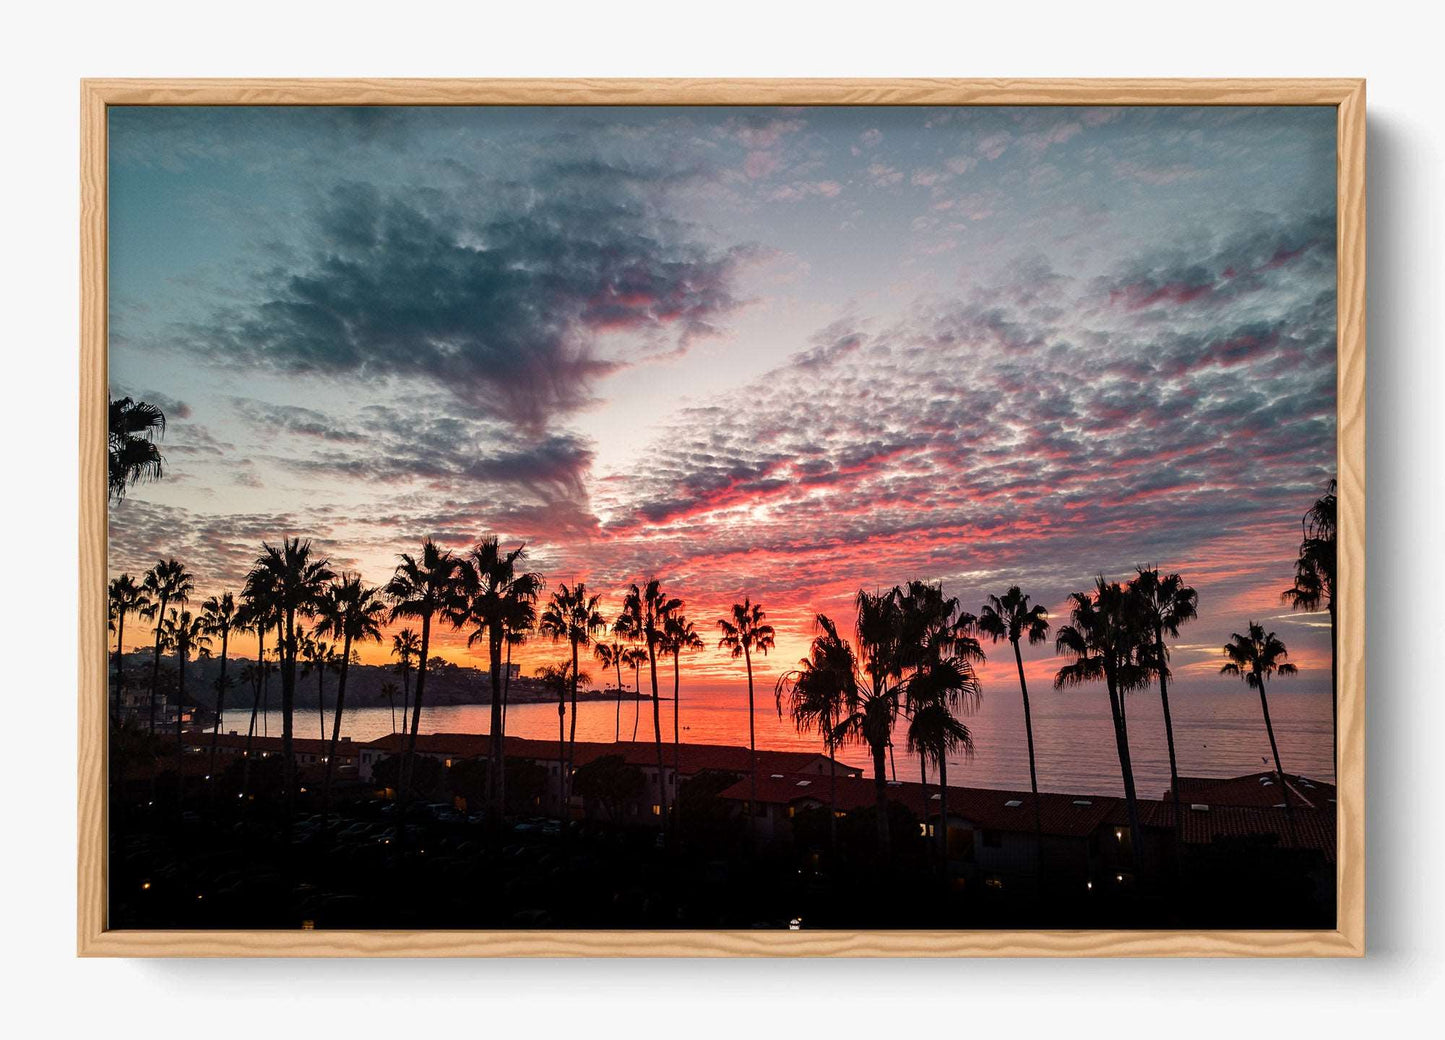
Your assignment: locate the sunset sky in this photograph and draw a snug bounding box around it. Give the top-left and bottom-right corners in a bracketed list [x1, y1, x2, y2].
[107, 105, 1337, 696]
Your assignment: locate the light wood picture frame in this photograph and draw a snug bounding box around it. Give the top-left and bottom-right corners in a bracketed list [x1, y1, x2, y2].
[80, 77, 1365, 957]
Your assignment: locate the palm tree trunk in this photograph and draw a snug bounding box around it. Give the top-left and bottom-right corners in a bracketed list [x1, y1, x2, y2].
[148, 594, 168, 733]
[672, 650, 682, 831]
[557, 685, 566, 816]
[113, 611, 126, 726]
[1256, 674, 1299, 846]
[649, 645, 666, 831]
[400, 663, 410, 740]
[281, 608, 297, 813]
[744, 646, 757, 825]
[209, 630, 229, 798]
[871, 739, 891, 856]
[1104, 672, 1144, 865]
[631, 665, 641, 741]
[242, 629, 263, 801]
[567, 638, 579, 811]
[322, 632, 352, 813]
[487, 630, 506, 824]
[827, 735, 838, 851]
[318, 668, 326, 742]
[174, 648, 187, 805]
[1012, 639, 1045, 878]
[938, 753, 949, 865]
[614, 657, 623, 742]
[500, 640, 512, 812]
[399, 613, 431, 815]
[1155, 627, 1184, 835]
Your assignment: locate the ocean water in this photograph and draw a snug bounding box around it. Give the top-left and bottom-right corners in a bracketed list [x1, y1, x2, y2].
[219, 680, 1333, 800]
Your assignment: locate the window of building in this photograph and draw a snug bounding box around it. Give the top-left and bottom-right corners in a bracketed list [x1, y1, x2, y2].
[982, 829, 1002, 848]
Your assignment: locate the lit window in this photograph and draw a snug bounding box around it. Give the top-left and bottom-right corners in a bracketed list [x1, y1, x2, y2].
[651, 804, 661, 816]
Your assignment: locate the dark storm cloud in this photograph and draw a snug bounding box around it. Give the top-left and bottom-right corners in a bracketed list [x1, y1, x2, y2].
[191, 165, 750, 431]
[230, 394, 599, 532]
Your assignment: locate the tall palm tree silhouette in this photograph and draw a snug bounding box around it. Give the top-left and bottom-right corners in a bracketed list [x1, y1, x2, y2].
[1129, 567, 1198, 827]
[142, 559, 194, 735]
[237, 573, 279, 797]
[108, 574, 151, 724]
[1221, 622, 1300, 843]
[380, 681, 400, 734]
[299, 629, 339, 742]
[717, 597, 775, 828]
[776, 614, 857, 850]
[622, 646, 648, 739]
[108, 396, 165, 502]
[539, 582, 606, 804]
[249, 538, 333, 810]
[592, 638, 627, 741]
[623, 580, 682, 828]
[454, 537, 542, 822]
[390, 628, 420, 743]
[977, 586, 1050, 863]
[385, 540, 461, 813]
[1282, 479, 1337, 765]
[663, 609, 704, 824]
[1054, 577, 1150, 862]
[896, 581, 982, 798]
[314, 573, 387, 807]
[907, 700, 972, 863]
[199, 592, 238, 788]
[835, 587, 907, 855]
[159, 607, 210, 797]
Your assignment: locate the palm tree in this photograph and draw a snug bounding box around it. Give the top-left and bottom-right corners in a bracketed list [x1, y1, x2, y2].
[624, 580, 682, 828]
[199, 592, 238, 787]
[1283, 479, 1338, 765]
[385, 540, 462, 812]
[622, 646, 648, 739]
[237, 569, 279, 790]
[1221, 622, 1300, 842]
[141, 559, 194, 734]
[776, 613, 858, 849]
[663, 610, 704, 823]
[108, 396, 166, 502]
[108, 574, 151, 724]
[834, 587, 907, 854]
[380, 681, 400, 734]
[1054, 577, 1150, 860]
[390, 628, 420, 741]
[592, 639, 627, 741]
[907, 701, 973, 862]
[159, 607, 210, 792]
[895, 580, 983, 795]
[976, 586, 1050, 862]
[314, 573, 387, 806]
[248, 538, 334, 806]
[539, 582, 606, 805]
[453, 537, 542, 822]
[717, 597, 776, 826]
[299, 630, 339, 742]
[1129, 567, 1198, 827]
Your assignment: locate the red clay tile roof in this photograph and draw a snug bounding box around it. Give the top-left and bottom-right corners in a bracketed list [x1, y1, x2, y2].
[717, 773, 1122, 838]
[358, 732, 857, 778]
[186, 732, 360, 759]
[1166, 772, 1335, 810]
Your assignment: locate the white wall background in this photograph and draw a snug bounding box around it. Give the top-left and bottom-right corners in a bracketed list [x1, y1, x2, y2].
[2, 1, 1439, 1034]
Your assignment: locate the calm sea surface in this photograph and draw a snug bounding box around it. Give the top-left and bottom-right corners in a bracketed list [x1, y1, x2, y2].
[222, 681, 1334, 799]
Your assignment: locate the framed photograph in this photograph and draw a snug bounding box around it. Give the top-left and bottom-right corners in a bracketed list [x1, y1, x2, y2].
[80, 78, 1364, 957]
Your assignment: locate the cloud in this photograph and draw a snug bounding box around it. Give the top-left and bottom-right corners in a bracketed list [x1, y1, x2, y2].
[187, 165, 751, 432]
[576, 210, 1335, 649]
